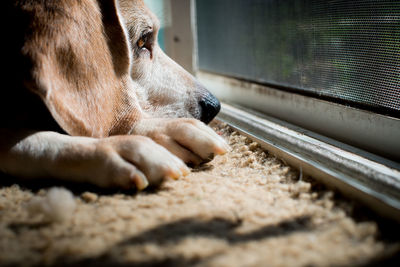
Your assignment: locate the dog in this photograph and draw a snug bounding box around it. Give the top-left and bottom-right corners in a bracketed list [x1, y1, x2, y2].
[0, 0, 228, 190]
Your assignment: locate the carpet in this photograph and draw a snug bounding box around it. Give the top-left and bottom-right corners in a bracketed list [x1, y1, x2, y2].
[0, 122, 399, 266]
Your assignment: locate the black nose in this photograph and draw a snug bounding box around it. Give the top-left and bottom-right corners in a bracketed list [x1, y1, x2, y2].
[199, 92, 221, 124]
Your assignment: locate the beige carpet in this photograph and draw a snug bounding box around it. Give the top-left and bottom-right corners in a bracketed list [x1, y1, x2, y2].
[0, 122, 399, 266]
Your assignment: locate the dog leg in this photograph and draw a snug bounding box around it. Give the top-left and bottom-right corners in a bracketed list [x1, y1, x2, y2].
[0, 130, 189, 189]
[132, 118, 230, 165]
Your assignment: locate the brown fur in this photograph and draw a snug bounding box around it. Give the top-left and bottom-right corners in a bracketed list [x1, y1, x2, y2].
[17, 0, 140, 137]
[0, 0, 227, 189]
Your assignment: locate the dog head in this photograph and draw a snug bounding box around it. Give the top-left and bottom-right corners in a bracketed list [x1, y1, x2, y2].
[118, 0, 220, 124]
[12, 0, 219, 137]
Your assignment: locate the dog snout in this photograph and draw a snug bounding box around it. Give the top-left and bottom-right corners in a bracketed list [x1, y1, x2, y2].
[199, 91, 221, 124]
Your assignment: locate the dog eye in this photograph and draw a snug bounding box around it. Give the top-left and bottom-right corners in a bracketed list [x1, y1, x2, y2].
[137, 36, 147, 49]
[137, 32, 152, 50]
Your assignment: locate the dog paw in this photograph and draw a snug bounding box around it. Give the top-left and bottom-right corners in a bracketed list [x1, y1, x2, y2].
[132, 118, 230, 165]
[88, 135, 189, 189]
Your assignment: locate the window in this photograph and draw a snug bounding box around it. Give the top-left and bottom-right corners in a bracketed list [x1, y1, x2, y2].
[194, 0, 400, 161]
[196, 0, 400, 116]
[155, 0, 400, 219]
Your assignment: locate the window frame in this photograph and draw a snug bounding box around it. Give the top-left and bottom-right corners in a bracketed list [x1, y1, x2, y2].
[163, 0, 400, 221]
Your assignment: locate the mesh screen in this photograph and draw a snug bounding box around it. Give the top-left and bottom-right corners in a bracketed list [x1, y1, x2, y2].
[196, 0, 400, 116]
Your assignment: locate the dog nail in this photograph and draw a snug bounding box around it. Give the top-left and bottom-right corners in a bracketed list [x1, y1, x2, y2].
[166, 172, 181, 180]
[181, 165, 190, 176]
[138, 179, 149, 190]
[166, 168, 183, 180]
[132, 173, 149, 190]
[214, 145, 228, 155]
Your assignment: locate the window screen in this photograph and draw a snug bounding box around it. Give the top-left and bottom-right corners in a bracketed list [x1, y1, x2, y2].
[196, 0, 400, 117]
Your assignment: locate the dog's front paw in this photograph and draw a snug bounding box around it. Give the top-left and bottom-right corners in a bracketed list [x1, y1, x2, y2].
[88, 135, 189, 189]
[133, 118, 229, 165]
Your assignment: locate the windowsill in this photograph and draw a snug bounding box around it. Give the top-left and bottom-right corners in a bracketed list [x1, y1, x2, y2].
[197, 70, 400, 161]
[215, 103, 400, 222]
[197, 71, 400, 222]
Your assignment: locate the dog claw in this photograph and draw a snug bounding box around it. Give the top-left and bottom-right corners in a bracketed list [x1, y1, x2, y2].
[132, 172, 149, 191]
[165, 166, 187, 180]
[181, 165, 190, 176]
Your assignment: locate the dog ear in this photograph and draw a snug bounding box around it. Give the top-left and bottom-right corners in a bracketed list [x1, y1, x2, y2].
[99, 0, 133, 76]
[23, 0, 139, 137]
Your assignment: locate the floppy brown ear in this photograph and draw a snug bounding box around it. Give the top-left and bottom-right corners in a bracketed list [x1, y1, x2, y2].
[99, 0, 132, 77]
[23, 0, 139, 137]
